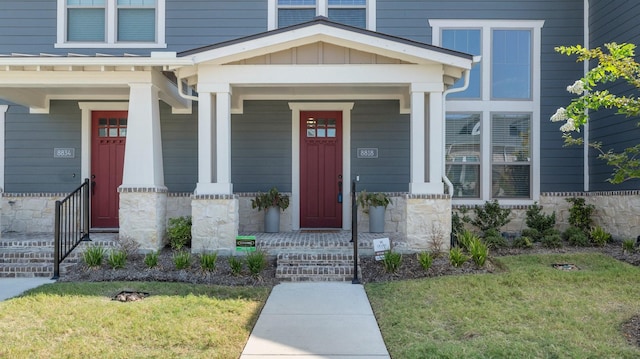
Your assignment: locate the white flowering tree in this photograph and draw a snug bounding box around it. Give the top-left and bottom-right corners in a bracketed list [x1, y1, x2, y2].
[552, 42, 640, 183]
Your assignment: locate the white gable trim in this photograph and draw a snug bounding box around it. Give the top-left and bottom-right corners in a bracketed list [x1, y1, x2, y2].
[289, 102, 354, 230]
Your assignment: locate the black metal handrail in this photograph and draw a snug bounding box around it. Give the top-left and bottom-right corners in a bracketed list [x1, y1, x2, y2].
[53, 178, 91, 279]
[351, 179, 360, 284]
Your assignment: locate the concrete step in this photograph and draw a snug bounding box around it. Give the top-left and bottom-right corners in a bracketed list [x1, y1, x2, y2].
[276, 253, 361, 282]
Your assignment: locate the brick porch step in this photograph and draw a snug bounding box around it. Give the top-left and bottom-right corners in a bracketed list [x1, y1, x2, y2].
[276, 253, 361, 282]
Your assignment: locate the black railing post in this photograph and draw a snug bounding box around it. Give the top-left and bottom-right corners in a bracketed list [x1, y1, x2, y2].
[351, 180, 360, 284]
[82, 178, 90, 241]
[53, 200, 61, 280]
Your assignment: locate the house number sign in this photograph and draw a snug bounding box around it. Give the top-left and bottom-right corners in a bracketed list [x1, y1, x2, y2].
[53, 148, 75, 158]
[357, 148, 378, 158]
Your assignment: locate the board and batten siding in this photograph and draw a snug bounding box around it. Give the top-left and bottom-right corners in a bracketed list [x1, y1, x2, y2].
[377, 0, 586, 192]
[4, 101, 81, 193]
[587, 0, 640, 191]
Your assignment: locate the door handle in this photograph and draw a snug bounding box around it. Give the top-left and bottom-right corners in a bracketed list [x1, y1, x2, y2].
[91, 174, 96, 196]
[338, 181, 343, 203]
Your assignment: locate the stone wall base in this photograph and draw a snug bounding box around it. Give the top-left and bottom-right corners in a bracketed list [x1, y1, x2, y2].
[118, 188, 168, 252]
[1, 194, 63, 233]
[405, 194, 452, 252]
[191, 195, 238, 255]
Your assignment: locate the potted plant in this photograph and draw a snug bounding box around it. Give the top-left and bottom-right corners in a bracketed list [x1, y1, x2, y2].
[251, 187, 290, 233]
[357, 190, 392, 233]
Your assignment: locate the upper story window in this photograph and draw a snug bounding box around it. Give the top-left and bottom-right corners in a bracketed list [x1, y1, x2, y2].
[432, 20, 544, 205]
[269, 0, 375, 30]
[56, 0, 166, 48]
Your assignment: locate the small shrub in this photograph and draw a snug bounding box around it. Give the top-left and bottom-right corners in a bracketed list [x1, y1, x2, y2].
[451, 210, 466, 240]
[449, 247, 468, 267]
[482, 229, 507, 249]
[228, 256, 243, 276]
[246, 251, 267, 277]
[167, 216, 192, 250]
[564, 226, 589, 247]
[566, 197, 594, 232]
[469, 237, 489, 267]
[513, 236, 533, 249]
[106, 249, 127, 269]
[200, 252, 218, 272]
[173, 250, 191, 270]
[525, 202, 556, 234]
[417, 252, 433, 271]
[456, 229, 479, 252]
[622, 239, 636, 253]
[542, 234, 563, 248]
[469, 200, 511, 232]
[590, 226, 611, 247]
[83, 245, 106, 268]
[382, 251, 402, 273]
[521, 228, 541, 242]
[428, 223, 446, 255]
[144, 251, 159, 268]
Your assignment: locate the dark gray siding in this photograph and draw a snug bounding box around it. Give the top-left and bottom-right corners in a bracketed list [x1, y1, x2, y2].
[0, 1, 267, 56]
[351, 100, 410, 192]
[231, 101, 293, 192]
[588, 0, 640, 191]
[160, 103, 197, 192]
[4, 101, 81, 193]
[378, 0, 586, 192]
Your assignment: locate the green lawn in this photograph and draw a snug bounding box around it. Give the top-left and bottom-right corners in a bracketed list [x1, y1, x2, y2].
[0, 282, 270, 358]
[366, 253, 640, 358]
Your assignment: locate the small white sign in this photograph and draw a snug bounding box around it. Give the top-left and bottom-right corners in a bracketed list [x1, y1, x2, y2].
[373, 237, 391, 261]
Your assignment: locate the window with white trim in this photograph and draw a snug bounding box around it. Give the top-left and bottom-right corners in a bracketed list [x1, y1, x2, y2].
[269, 0, 375, 30]
[56, 0, 166, 48]
[431, 20, 544, 203]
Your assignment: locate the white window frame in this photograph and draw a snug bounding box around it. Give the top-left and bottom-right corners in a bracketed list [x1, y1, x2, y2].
[268, 0, 376, 31]
[431, 19, 544, 206]
[56, 0, 166, 49]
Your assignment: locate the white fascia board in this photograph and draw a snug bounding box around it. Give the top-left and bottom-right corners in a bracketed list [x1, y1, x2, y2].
[197, 64, 445, 88]
[189, 24, 472, 70]
[0, 70, 154, 86]
[0, 57, 191, 68]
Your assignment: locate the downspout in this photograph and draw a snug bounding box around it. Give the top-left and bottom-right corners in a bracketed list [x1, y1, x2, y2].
[177, 77, 199, 102]
[441, 56, 481, 196]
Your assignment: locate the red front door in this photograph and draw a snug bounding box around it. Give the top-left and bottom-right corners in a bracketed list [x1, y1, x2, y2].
[91, 111, 127, 228]
[300, 111, 343, 228]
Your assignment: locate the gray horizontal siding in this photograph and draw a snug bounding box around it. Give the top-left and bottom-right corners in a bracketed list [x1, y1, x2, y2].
[587, 0, 640, 191]
[231, 101, 293, 193]
[4, 101, 82, 193]
[377, 0, 586, 192]
[160, 103, 198, 193]
[351, 100, 410, 192]
[0, 1, 267, 56]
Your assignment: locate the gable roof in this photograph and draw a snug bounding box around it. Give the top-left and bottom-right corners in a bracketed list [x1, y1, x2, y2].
[178, 16, 473, 68]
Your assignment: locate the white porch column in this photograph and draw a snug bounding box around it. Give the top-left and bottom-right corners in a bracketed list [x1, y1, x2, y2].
[122, 83, 165, 188]
[195, 86, 233, 195]
[428, 91, 444, 189]
[119, 83, 167, 251]
[0, 105, 7, 193]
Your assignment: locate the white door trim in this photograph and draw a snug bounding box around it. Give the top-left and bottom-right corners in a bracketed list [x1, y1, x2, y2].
[289, 102, 354, 230]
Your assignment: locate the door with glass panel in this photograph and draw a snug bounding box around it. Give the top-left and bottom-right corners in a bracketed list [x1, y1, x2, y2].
[91, 111, 127, 228]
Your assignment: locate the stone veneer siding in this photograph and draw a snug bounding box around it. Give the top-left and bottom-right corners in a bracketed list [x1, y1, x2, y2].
[118, 187, 168, 252]
[1, 193, 64, 233]
[191, 195, 238, 255]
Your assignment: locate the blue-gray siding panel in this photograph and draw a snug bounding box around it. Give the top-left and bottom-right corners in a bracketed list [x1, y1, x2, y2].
[0, 1, 267, 55]
[4, 101, 81, 193]
[351, 100, 410, 192]
[377, 0, 585, 192]
[588, 0, 640, 191]
[160, 103, 198, 193]
[231, 101, 293, 193]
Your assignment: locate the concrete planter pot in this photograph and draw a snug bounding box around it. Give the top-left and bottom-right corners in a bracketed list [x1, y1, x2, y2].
[368, 205, 386, 233]
[264, 206, 281, 233]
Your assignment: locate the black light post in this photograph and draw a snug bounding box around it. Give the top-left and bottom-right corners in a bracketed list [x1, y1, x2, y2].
[351, 179, 360, 284]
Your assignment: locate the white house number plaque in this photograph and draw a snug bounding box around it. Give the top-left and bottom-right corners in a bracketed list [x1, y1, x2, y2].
[53, 148, 75, 158]
[357, 148, 378, 158]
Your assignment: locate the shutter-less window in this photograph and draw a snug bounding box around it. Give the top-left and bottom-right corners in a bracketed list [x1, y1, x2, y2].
[117, 0, 156, 42]
[67, 0, 106, 42]
[442, 29, 481, 99]
[492, 30, 531, 99]
[328, 0, 366, 28]
[491, 114, 531, 198]
[278, 9, 316, 28]
[446, 113, 481, 198]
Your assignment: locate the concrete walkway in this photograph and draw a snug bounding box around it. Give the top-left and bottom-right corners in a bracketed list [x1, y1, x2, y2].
[241, 282, 390, 358]
[0, 278, 56, 301]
